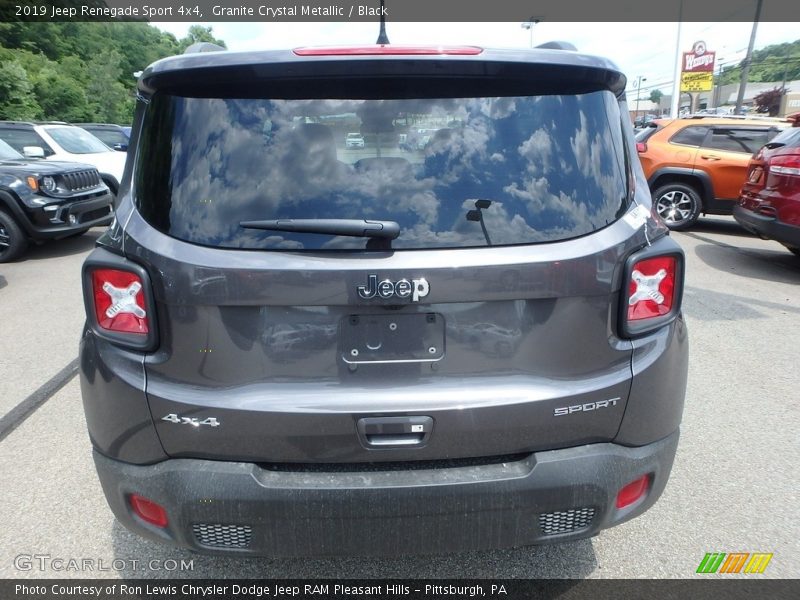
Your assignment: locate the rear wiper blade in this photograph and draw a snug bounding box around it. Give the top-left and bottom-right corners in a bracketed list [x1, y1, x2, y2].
[240, 218, 400, 239]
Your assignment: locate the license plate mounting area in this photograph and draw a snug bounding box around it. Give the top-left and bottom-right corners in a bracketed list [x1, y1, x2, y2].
[340, 313, 444, 364]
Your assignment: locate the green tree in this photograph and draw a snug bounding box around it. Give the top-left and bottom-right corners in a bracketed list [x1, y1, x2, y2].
[33, 65, 91, 121]
[0, 23, 69, 60]
[649, 89, 663, 104]
[110, 23, 180, 82]
[0, 22, 226, 123]
[178, 25, 227, 52]
[85, 50, 133, 123]
[0, 60, 41, 119]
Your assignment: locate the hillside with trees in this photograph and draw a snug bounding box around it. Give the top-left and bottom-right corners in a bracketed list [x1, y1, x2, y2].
[0, 23, 225, 123]
[719, 39, 800, 86]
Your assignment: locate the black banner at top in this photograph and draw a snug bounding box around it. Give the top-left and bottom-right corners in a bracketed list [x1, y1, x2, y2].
[2, 0, 800, 22]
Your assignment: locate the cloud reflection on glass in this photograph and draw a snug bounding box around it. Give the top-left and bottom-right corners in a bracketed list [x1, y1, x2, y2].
[136, 91, 628, 251]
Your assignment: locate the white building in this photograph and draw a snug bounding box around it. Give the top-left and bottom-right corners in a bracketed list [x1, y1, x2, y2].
[656, 79, 800, 116]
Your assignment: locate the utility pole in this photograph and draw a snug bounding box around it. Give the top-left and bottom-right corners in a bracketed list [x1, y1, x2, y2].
[735, 0, 763, 115]
[634, 76, 647, 125]
[713, 59, 728, 109]
[669, 2, 684, 118]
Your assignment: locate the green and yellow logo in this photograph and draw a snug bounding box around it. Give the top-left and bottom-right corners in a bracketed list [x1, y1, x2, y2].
[696, 552, 773, 574]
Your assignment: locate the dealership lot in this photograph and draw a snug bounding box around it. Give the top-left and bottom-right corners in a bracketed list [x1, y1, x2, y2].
[0, 219, 798, 579]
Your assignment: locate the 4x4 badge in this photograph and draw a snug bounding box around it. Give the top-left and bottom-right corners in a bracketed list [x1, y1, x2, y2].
[358, 275, 429, 302]
[162, 413, 220, 427]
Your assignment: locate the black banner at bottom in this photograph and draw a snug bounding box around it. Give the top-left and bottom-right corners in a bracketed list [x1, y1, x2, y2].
[4, 579, 800, 600]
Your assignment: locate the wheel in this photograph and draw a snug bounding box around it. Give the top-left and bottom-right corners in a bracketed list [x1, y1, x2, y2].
[0, 210, 28, 263]
[652, 183, 702, 231]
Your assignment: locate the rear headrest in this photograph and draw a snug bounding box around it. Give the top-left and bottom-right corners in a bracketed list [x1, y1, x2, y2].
[355, 157, 412, 172]
[294, 123, 337, 159]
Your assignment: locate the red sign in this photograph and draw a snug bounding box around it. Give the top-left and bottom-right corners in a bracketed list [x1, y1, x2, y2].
[682, 40, 716, 73]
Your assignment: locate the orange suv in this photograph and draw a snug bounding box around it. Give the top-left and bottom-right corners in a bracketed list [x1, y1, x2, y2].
[636, 116, 787, 230]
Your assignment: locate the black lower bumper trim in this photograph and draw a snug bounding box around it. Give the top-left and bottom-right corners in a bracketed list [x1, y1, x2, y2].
[93, 430, 680, 557]
[734, 204, 800, 248]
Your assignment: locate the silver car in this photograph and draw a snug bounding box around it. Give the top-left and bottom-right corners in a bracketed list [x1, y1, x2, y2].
[345, 132, 365, 148]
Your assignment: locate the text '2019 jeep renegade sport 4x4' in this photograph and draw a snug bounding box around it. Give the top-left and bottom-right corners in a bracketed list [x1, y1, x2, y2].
[79, 42, 688, 557]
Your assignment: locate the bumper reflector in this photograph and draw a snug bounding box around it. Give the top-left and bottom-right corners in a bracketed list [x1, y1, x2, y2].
[129, 494, 168, 528]
[616, 474, 651, 509]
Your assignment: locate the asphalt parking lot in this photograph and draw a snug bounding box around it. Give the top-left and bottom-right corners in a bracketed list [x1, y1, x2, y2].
[0, 218, 798, 579]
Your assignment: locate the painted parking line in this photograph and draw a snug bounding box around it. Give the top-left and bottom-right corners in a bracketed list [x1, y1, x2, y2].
[0, 358, 78, 443]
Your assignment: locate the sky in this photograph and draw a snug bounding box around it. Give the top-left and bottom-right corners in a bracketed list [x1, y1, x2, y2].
[153, 21, 800, 96]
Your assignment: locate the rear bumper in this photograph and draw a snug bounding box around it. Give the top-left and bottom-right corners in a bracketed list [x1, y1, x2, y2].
[733, 204, 800, 248]
[94, 429, 679, 557]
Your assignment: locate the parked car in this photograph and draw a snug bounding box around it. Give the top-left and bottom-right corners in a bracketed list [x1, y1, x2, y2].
[636, 116, 788, 230]
[75, 123, 130, 152]
[344, 132, 365, 148]
[79, 41, 688, 557]
[694, 107, 733, 116]
[633, 113, 658, 128]
[734, 127, 800, 256]
[0, 139, 113, 262]
[0, 122, 126, 195]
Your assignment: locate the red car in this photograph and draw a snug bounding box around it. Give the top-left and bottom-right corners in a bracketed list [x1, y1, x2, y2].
[734, 126, 800, 256]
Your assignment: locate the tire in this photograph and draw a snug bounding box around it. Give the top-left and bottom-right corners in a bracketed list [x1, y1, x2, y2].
[101, 177, 118, 200]
[0, 210, 28, 263]
[652, 182, 702, 231]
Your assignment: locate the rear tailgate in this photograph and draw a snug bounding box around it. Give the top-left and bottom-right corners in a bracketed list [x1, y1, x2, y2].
[127, 218, 642, 462]
[127, 51, 643, 463]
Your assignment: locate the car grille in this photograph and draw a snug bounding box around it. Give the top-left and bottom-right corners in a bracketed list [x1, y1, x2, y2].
[538, 507, 596, 536]
[60, 169, 101, 191]
[192, 523, 253, 549]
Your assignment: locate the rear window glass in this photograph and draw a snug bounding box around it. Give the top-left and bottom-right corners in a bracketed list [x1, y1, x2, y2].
[703, 127, 773, 154]
[669, 126, 709, 147]
[45, 127, 110, 154]
[635, 124, 660, 143]
[85, 129, 127, 146]
[135, 90, 629, 251]
[768, 127, 800, 148]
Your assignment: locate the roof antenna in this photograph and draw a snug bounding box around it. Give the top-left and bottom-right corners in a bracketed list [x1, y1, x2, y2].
[376, 0, 390, 44]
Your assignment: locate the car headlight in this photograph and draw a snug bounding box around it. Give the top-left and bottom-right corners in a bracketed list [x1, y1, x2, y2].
[42, 176, 57, 192]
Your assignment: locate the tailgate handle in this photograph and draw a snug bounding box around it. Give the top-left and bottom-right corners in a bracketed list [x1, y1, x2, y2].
[357, 416, 433, 448]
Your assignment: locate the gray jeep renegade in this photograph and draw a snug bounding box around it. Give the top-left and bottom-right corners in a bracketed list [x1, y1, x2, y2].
[79, 42, 688, 557]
